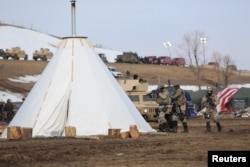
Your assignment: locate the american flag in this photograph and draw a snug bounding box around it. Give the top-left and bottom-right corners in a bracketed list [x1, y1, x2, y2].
[216, 87, 239, 112]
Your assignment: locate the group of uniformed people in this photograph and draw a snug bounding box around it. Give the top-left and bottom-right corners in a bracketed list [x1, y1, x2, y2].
[0, 99, 14, 123]
[155, 85, 222, 133]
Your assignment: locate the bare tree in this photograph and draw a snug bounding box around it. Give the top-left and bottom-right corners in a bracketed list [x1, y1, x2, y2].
[212, 51, 222, 86]
[211, 51, 235, 87]
[221, 54, 235, 87]
[179, 30, 206, 90]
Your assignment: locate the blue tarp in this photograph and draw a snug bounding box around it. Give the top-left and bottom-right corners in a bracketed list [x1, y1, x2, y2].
[184, 91, 196, 117]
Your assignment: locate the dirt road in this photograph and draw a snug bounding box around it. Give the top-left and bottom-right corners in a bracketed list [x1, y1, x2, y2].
[0, 117, 249, 167]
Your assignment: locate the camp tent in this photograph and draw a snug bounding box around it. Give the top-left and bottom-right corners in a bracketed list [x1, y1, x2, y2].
[229, 87, 250, 108]
[188, 90, 207, 111]
[1, 37, 155, 138]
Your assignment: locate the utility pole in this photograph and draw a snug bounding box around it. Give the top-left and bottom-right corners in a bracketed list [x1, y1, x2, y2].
[163, 41, 172, 58]
[200, 37, 206, 64]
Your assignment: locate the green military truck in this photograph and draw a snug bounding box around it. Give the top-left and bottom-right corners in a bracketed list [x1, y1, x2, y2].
[116, 52, 141, 64]
[117, 79, 158, 122]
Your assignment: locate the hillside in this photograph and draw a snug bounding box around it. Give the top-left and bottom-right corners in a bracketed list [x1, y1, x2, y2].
[0, 24, 122, 63]
[108, 63, 250, 86]
[1, 60, 250, 96]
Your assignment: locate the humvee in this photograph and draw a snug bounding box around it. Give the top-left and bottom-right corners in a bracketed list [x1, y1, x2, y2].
[4, 47, 28, 60]
[116, 52, 141, 64]
[33, 48, 53, 61]
[117, 79, 158, 122]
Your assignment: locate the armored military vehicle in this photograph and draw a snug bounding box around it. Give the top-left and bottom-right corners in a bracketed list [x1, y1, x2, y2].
[33, 48, 53, 61]
[118, 78, 158, 122]
[116, 52, 141, 64]
[3, 47, 28, 60]
[0, 49, 5, 59]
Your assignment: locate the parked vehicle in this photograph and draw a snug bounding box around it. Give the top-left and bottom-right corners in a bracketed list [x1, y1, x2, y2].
[3, 47, 28, 60]
[157, 56, 172, 65]
[108, 66, 123, 78]
[117, 79, 158, 122]
[143, 56, 158, 64]
[172, 57, 186, 66]
[208, 62, 219, 67]
[33, 48, 53, 61]
[116, 52, 141, 64]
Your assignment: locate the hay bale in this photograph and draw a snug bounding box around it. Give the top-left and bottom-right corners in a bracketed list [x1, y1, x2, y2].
[21, 127, 32, 140]
[7, 126, 21, 140]
[120, 132, 129, 139]
[65, 126, 76, 137]
[108, 129, 121, 138]
[129, 125, 140, 138]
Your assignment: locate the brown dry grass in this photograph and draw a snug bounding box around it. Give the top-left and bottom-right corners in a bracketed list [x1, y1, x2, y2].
[109, 63, 250, 86]
[1, 60, 250, 95]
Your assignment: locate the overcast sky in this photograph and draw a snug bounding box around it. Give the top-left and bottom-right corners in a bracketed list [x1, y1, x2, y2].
[1, 0, 249, 70]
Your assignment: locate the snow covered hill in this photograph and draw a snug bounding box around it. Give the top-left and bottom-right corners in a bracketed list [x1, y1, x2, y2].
[0, 25, 60, 60]
[0, 24, 122, 62]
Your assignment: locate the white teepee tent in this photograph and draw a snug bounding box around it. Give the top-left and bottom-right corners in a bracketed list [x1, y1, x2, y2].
[1, 37, 155, 138]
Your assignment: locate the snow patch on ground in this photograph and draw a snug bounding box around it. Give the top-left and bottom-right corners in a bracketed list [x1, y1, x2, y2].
[8, 75, 40, 83]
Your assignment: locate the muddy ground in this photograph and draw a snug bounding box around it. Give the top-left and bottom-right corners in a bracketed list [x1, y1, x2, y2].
[0, 117, 249, 167]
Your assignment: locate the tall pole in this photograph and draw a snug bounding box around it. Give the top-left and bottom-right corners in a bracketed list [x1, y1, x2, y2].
[163, 41, 172, 58]
[70, 0, 76, 37]
[200, 37, 206, 64]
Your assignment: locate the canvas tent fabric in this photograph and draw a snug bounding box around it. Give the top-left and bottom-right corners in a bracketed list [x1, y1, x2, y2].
[188, 90, 207, 111]
[230, 87, 250, 108]
[1, 37, 155, 138]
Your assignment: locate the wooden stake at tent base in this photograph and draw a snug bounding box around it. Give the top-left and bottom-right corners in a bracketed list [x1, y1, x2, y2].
[129, 125, 140, 138]
[21, 127, 32, 140]
[120, 132, 129, 139]
[108, 129, 121, 138]
[7, 126, 21, 140]
[65, 126, 76, 137]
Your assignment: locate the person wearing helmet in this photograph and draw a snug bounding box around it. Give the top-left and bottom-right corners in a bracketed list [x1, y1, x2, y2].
[155, 85, 173, 132]
[201, 87, 222, 132]
[4, 99, 14, 123]
[170, 84, 189, 133]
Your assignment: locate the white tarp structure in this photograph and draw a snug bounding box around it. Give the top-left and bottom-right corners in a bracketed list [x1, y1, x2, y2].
[1, 37, 155, 138]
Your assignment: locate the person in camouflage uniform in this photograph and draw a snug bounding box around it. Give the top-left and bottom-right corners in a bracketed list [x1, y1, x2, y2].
[156, 86, 173, 132]
[201, 87, 222, 132]
[0, 101, 5, 121]
[170, 84, 188, 133]
[4, 99, 14, 123]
